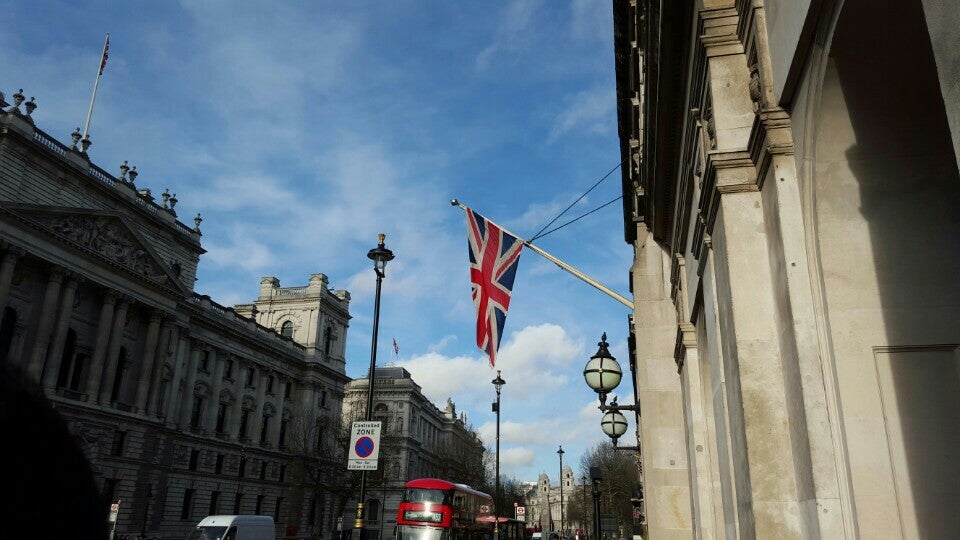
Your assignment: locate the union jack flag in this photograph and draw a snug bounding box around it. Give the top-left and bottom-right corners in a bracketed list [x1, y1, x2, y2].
[99, 34, 110, 75]
[466, 207, 524, 367]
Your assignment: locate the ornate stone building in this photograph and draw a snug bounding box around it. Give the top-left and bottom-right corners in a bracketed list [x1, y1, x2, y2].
[341, 366, 485, 540]
[0, 90, 351, 538]
[523, 467, 578, 534]
[613, 0, 960, 538]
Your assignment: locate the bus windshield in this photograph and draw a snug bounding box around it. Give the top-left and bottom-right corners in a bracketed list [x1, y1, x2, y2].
[397, 524, 448, 540]
[403, 488, 449, 504]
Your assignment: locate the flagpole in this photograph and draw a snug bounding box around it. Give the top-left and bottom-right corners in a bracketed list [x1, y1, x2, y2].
[82, 33, 109, 141]
[451, 199, 633, 309]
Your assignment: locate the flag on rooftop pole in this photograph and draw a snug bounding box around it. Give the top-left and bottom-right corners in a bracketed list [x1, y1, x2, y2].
[82, 33, 110, 142]
[392, 338, 399, 358]
[465, 206, 524, 367]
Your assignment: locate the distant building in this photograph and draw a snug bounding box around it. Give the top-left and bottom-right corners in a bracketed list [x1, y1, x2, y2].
[0, 91, 350, 538]
[341, 366, 485, 540]
[613, 0, 960, 537]
[523, 468, 578, 534]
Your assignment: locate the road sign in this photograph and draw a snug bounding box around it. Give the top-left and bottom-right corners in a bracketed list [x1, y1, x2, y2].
[516, 506, 526, 516]
[109, 503, 120, 523]
[347, 421, 382, 470]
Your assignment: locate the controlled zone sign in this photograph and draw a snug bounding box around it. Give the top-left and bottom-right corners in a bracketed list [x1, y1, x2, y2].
[347, 421, 382, 471]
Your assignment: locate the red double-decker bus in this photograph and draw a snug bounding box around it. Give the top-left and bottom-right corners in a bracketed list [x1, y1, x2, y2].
[396, 478, 524, 540]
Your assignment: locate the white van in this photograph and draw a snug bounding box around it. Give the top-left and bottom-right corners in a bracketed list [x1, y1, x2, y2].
[185, 515, 275, 540]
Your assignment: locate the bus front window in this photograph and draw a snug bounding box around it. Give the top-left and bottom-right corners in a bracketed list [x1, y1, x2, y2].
[397, 525, 447, 540]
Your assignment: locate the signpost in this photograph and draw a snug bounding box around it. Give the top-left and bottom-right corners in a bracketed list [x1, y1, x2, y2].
[347, 421, 382, 471]
[108, 499, 122, 538]
[516, 506, 526, 520]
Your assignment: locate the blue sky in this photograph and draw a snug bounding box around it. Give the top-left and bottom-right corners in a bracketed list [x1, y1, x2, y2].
[2, 0, 636, 483]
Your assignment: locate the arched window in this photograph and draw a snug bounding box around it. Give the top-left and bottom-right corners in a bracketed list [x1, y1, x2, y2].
[280, 321, 293, 338]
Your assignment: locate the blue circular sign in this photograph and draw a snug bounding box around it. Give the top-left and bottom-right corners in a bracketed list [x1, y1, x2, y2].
[355, 436, 375, 458]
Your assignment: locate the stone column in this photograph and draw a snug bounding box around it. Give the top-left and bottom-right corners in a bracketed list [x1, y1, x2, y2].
[250, 369, 269, 446]
[145, 320, 173, 415]
[84, 291, 118, 398]
[631, 225, 693, 537]
[165, 330, 190, 422]
[0, 248, 23, 309]
[27, 268, 66, 380]
[677, 323, 718, 540]
[268, 374, 285, 448]
[98, 299, 130, 404]
[41, 275, 80, 388]
[179, 347, 202, 430]
[133, 311, 163, 413]
[228, 358, 246, 440]
[204, 351, 225, 433]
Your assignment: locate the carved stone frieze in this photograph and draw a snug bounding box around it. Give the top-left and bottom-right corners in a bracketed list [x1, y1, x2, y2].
[38, 214, 169, 283]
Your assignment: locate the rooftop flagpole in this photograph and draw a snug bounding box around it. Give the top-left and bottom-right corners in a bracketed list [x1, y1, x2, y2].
[451, 199, 633, 309]
[82, 33, 110, 141]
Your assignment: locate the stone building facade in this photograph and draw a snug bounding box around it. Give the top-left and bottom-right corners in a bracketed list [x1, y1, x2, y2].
[341, 366, 485, 540]
[523, 467, 578, 534]
[0, 91, 351, 538]
[613, 0, 960, 538]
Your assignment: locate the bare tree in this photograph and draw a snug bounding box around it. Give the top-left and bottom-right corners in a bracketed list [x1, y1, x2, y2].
[579, 444, 641, 538]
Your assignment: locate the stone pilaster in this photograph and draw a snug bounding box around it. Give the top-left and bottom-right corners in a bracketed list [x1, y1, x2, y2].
[178, 347, 202, 430]
[228, 358, 246, 440]
[0, 248, 23, 309]
[204, 351, 225, 433]
[632, 224, 693, 537]
[84, 290, 118, 398]
[268, 374, 285, 448]
[165, 331, 190, 422]
[27, 268, 65, 380]
[133, 311, 163, 413]
[145, 320, 173, 415]
[41, 275, 80, 388]
[250, 369, 269, 446]
[98, 298, 130, 404]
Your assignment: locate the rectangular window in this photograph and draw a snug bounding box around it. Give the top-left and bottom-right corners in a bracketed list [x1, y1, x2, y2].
[259, 415, 270, 444]
[274, 496, 284, 521]
[267, 376, 274, 395]
[233, 493, 243, 515]
[110, 430, 126, 457]
[224, 359, 233, 380]
[190, 396, 204, 429]
[279, 420, 288, 449]
[260, 461, 268, 480]
[279, 464, 286, 483]
[215, 454, 225, 474]
[284, 381, 292, 399]
[238, 454, 247, 478]
[320, 390, 327, 408]
[199, 351, 210, 372]
[181, 489, 195, 520]
[246, 367, 256, 387]
[189, 449, 200, 471]
[239, 410, 250, 439]
[209, 491, 220, 515]
[216, 402, 227, 433]
[255, 495, 264, 515]
[102, 478, 118, 507]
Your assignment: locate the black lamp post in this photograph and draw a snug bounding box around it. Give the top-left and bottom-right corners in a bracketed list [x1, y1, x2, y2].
[581, 475, 588, 540]
[589, 467, 602, 540]
[354, 234, 394, 540]
[557, 446, 565, 537]
[492, 370, 506, 539]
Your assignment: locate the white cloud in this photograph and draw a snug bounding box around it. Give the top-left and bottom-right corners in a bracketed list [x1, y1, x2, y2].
[549, 86, 616, 143]
[475, 0, 544, 71]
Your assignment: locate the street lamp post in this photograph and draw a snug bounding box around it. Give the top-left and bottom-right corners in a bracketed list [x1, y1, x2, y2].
[557, 446, 565, 537]
[492, 370, 506, 539]
[590, 467, 602, 540]
[354, 234, 395, 540]
[581, 475, 588, 540]
[582, 333, 640, 450]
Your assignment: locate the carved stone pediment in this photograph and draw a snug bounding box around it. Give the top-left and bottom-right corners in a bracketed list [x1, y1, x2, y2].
[6, 205, 185, 291]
